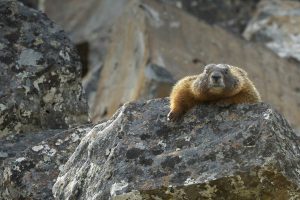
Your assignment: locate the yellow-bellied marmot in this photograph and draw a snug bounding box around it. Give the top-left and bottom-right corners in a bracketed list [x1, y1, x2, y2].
[168, 64, 261, 121]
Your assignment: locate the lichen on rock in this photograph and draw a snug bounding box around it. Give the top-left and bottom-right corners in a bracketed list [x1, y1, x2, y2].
[0, 125, 92, 200]
[0, 0, 88, 136]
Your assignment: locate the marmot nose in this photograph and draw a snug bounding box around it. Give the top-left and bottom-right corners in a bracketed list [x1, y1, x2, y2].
[211, 74, 222, 81]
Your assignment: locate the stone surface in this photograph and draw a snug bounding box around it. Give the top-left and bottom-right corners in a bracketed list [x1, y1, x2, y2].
[161, 0, 259, 34]
[53, 98, 300, 200]
[243, 0, 300, 62]
[0, 0, 88, 136]
[0, 125, 92, 200]
[90, 0, 300, 132]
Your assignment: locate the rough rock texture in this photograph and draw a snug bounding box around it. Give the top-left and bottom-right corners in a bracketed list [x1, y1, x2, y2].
[161, 0, 259, 34]
[90, 0, 300, 132]
[243, 0, 300, 62]
[0, 2, 91, 198]
[0, 0, 88, 136]
[0, 125, 92, 200]
[53, 98, 300, 200]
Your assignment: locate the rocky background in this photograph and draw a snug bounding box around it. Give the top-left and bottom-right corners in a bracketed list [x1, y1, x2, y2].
[37, 0, 300, 131]
[1, 0, 300, 199]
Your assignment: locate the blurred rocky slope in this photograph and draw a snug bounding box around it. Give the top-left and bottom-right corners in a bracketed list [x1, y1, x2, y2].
[161, 0, 260, 34]
[243, 0, 300, 62]
[38, 0, 300, 132]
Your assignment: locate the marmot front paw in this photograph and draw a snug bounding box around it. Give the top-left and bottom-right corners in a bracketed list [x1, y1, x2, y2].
[167, 111, 182, 121]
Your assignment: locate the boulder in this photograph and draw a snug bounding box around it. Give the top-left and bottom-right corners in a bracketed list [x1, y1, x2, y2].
[90, 0, 300, 133]
[0, 125, 92, 200]
[53, 98, 300, 199]
[0, 0, 88, 136]
[243, 0, 300, 62]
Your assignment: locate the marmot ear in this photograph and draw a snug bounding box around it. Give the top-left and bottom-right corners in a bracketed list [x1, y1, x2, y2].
[204, 64, 215, 71]
[237, 68, 248, 76]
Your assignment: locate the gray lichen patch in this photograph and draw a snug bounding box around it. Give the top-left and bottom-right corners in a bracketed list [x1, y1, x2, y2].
[131, 168, 300, 200]
[17, 49, 42, 66]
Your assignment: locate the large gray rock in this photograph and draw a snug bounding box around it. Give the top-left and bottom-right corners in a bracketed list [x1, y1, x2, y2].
[0, 125, 92, 200]
[0, 0, 88, 136]
[53, 98, 300, 200]
[243, 0, 300, 62]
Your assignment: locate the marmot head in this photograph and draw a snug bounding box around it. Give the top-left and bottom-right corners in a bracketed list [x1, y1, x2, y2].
[193, 64, 246, 98]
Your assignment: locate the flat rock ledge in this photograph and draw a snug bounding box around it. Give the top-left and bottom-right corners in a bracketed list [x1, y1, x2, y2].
[53, 98, 300, 200]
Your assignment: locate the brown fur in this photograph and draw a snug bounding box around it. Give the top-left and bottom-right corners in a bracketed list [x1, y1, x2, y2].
[168, 64, 261, 121]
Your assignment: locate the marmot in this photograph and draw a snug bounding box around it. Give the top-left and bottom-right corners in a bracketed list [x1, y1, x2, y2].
[168, 64, 261, 121]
